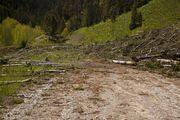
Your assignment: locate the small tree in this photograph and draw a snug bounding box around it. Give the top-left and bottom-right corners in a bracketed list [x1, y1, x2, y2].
[109, 6, 117, 22]
[137, 12, 142, 26]
[129, 0, 143, 30]
[67, 16, 81, 32]
[43, 12, 58, 36]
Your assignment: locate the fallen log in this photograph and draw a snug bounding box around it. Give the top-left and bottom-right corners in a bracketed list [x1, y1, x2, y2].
[32, 70, 66, 75]
[132, 54, 161, 62]
[2, 64, 25, 67]
[157, 59, 179, 64]
[112, 60, 136, 65]
[2, 61, 63, 67]
[0, 78, 32, 85]
[132, 52, 180, 62]
[42, 70, 66, 73]
[162, 64, 172, 68]
[164, 53, 180, 60]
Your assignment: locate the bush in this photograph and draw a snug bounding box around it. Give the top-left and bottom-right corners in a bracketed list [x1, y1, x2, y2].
[19, 40, 28, 48]
[0, 18, 18, 46]
[145, 61, 161, 69]
[172, 64, 180, 72]
[0, 18, 43, 47]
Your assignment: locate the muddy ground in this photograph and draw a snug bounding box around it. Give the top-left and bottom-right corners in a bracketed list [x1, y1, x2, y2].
[1, 59, 180, 120]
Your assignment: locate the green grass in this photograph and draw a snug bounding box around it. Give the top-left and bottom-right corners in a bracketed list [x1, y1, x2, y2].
[0, 64, 49, 100]
[28, 49, 83, 65]
[70, 0, 180, 45]
[0, 47, 85, 103]
[0, 65, 34, 100]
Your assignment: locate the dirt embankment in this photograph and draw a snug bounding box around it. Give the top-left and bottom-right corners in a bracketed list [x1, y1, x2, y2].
[2, 59, 180, 120]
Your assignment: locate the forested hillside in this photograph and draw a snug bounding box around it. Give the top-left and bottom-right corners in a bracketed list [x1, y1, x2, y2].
[0, 0, 151, 35]
[69, 0, 180, 45]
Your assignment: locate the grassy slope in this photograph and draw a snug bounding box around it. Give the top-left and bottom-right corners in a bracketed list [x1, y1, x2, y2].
[69, 0, 180, 45]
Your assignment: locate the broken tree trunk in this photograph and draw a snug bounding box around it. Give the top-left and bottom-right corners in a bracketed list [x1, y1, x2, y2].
[157, 59, 179, 64]
[0, 78, 32, 85]
[112, 60, 136, 65]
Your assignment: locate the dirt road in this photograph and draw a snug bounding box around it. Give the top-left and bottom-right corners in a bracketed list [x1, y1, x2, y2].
[2, 60, 180, 120]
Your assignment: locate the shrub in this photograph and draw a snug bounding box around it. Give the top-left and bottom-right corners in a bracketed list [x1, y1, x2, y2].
[129, 1, 143, 30]
[145, 60, 161, 69]
[0, 18, 43, 47]
[172, 64, 180, 72]
[19, 40, 28, 48]
[0, 18, 18, 46]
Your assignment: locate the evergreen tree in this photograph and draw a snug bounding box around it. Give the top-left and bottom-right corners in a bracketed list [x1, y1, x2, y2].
[102, 0, 111, 21]
[129, 0, 143, 30]
[42, 2, 66, 36]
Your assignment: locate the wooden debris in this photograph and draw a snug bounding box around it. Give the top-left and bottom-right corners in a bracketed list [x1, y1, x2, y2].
[2, 64, 25, 67]
[0, 78, 32, 85]
[132, 54, 161, 62]
[112, 60, 136, 65]
[2, 61, 63, 67]
[43, 70, 66, 73]
[157, 59, 179, 64]
[162, 64, 172, 68]
[132, 52, 180, 62]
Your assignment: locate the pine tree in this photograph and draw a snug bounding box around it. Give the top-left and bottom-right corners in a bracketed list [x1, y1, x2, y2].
[129, 0, 143, 30]
[102, 0, 111, 21]
[42, 4, 66, 37]
[109, 6, 117, 22]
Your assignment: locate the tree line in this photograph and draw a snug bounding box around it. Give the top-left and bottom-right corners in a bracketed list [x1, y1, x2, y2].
[0, 0, 151, 36]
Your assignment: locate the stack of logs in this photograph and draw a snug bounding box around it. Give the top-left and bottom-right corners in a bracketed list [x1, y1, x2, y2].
[113, 52, 180, 66]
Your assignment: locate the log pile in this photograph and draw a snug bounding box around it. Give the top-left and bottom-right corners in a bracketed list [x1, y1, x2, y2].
[113, 52, 180, 66]
[132, 52, 180, 62]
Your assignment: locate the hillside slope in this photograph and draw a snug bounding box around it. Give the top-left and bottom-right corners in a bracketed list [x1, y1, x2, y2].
[68, 0, 180, 45]
[85, 25, 180, 77]
[86, 25, 180, 59]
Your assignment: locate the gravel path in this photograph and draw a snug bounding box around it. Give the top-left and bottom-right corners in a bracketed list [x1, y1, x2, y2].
[2, 60, 180, 120]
